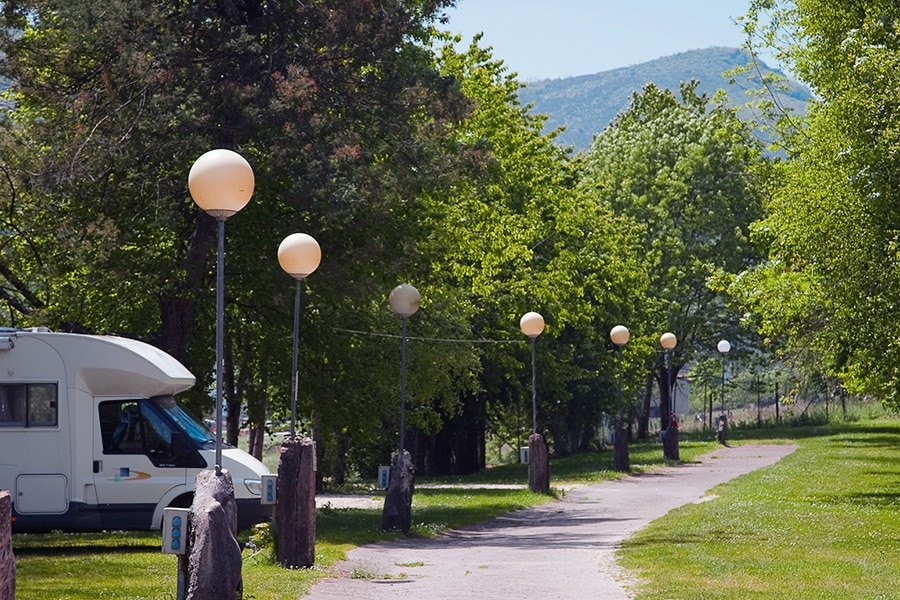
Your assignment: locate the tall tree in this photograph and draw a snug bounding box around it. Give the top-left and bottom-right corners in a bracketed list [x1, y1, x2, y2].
[413, 36, 647, 469]
[579, 81, 768, 435]
[0, 0, 471, 463]
[729, 0, 900, 408]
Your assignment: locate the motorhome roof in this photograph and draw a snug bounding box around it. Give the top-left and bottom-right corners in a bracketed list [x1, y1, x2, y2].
[3, 329, 195, 397]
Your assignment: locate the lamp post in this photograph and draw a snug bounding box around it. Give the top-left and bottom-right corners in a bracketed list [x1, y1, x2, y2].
[716, 339, 731, 445]
[659, 332, 677, 426]
[717, 339, 731, 413]
[519, 312, 549, 494]
[188, 149, 254, 474]
[277, 233, 322, 438]
[660, 332, 678, 461]
[274, 232, 321, 568]
[382, 284, 420, 533]
[519, 312, 544, 433]
[389, 284, 420, 454]
[610, 325, 630, 472]
[186, 149, 252, 596]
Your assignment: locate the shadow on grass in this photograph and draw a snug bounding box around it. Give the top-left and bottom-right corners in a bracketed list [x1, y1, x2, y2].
[13, 541, 160, 556]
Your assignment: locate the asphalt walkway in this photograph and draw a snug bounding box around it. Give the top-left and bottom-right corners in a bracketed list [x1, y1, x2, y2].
[305, 443, 797, 599]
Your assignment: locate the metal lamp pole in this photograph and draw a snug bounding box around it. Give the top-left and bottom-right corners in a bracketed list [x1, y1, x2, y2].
[660, 332, 677, 424]
[519, 312, 545, 433]
[389, 284, 421, 452]
[188, 149, 254, 474]
[277, 233, 322, 438]
[717, 339, 731, 413]
[610, 325, 630, 472]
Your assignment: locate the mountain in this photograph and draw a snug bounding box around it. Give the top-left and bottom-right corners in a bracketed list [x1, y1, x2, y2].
[517, 46, 812, 152]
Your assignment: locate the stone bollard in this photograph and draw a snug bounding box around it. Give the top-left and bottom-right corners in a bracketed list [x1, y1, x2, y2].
[185, 470, 242, 600]
[0, 491, 14, 600]
[381, 450, 414, 534]
[276, 436, 316, 568]
[717, 414, 729, 446]
[663, 427, 680, 461]
[527, 433, 550, 494]
[613, 421, 630, 472]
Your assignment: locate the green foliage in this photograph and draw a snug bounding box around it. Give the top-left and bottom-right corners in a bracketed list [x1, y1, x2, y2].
[421, 35, 648, 458]
[579, 81, 769, 412]
[727, 1, 900, 409]
[0, 0, 480, 474]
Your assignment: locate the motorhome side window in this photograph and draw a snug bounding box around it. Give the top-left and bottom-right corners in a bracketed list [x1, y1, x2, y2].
[0, 383, 58, 427]
[99, 400, 172, 456]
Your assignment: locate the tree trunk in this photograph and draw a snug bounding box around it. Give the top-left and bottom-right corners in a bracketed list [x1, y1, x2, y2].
[275, 437, 316, 568]
[225, 336, 240, 447]
[158, 213, 216, 363]
[186, 470, 242, 600]
[381, 450, 415, 533]
[423, 393, 486, 477]
[659, 358, 671, 432]
[527, 433, 550, 494]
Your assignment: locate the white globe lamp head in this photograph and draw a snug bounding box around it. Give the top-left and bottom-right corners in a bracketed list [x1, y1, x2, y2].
[278, 233, 321, 280]
[660, 332, 677, 350]
[610, 325, 630, 346]
[188, 149, 255, 219]
[389, 284, 421, 318]
[519, 312, 545, 339]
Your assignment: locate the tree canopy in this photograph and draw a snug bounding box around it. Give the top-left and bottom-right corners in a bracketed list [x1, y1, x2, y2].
[580, 81, 768, 429]
[728, 0, 900, 408]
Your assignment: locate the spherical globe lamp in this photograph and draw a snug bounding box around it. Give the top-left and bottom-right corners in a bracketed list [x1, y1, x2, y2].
[610, 325, 630, 346]
[188, 149, 255, 219]
[519, 312, 545, 339]
[660, 332, 677, 350]
[278, 233, 321, 280]
[389, 284, 421, 318]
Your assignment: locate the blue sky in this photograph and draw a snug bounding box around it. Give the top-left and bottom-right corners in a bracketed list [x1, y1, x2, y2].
[441, 0, 754, 81]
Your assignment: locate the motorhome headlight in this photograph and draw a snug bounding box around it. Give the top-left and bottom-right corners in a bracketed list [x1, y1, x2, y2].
[244, 478, 263, 496]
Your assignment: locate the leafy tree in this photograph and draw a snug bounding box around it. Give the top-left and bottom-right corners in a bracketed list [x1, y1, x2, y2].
[0, 0, 473, 468]
[412, 36, 647, 469]
[579, 81, 768, 436]
[728, 0, 900, 408]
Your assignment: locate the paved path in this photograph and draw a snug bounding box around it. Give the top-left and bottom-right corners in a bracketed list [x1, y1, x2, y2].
[306, 444, 797, 599]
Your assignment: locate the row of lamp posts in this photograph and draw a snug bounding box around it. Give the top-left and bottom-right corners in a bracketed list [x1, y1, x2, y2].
[188, 147, 737, 581]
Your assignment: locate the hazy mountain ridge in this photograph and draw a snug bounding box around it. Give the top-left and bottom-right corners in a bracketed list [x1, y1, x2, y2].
[517, 47, 811, 151]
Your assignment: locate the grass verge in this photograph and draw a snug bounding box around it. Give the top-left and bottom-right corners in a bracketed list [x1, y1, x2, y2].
[618, 418, 900, 599]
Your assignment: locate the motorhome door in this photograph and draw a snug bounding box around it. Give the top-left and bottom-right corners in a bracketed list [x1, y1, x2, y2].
[92, 399, 188, 529]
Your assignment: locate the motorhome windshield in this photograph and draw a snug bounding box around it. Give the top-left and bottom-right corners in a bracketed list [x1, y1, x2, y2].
[151, 396, 216, 446]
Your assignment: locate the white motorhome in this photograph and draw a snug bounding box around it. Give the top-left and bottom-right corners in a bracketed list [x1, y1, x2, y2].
[0, 328, 273, 532]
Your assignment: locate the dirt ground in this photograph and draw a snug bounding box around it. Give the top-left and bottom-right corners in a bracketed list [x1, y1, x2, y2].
[304, 444, 797, 600]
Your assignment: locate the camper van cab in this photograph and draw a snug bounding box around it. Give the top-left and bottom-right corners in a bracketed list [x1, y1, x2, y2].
[0, 328, 273, 532]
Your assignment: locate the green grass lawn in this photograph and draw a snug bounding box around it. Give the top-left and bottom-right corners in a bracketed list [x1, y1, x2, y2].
[619, 419, 900, 599]
[10, 420, 900, 599]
